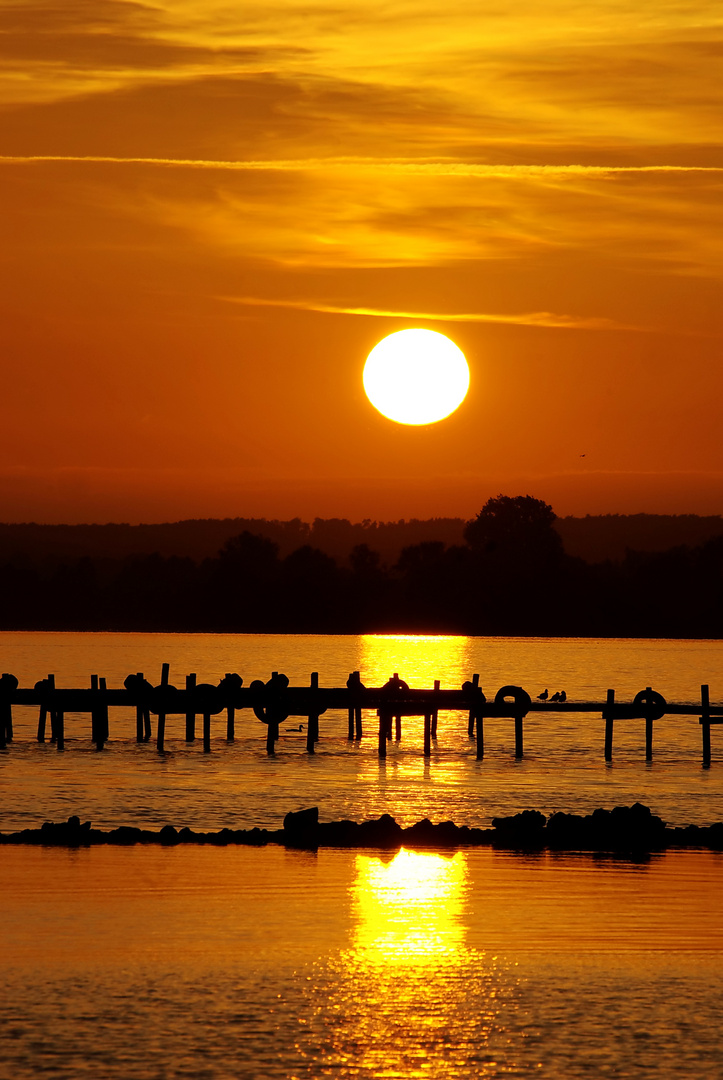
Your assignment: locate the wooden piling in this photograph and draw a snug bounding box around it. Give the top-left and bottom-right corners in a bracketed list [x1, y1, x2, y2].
[395, 714, 402, 741]
[645, 687, 654, 761]
[307, 672, 319, 753]
[48, 675, 57, 745]
[347, 707, 354, 740]
[143, 707, 151, 742]
[37, 703, 47, 743]
[226, 705, 235, 741]
[378, 711, 388, 759]
[424, 712, 431, 757]
[156, 662, 169, 752]
[431, 680, 440, 737]
[701, 683, 711, 767]
[468, 673, 479, 736]
[99, 677, 109, 745]
[476, 711, 484, 760]
[355, 706, 363, 740]
[203, 712, 211, 753]
[604, 688, 615, 761]
[266, 720, 278, 755]
[185, 673, 196, 742]
[514, 715, 523, 758]
[135, 671, 144, 742]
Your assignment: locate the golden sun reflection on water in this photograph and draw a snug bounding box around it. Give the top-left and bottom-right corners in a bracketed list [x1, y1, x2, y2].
[295, 849, 522, 1079]
[360, 634, 472, 689]
[352, 848, 465, 962]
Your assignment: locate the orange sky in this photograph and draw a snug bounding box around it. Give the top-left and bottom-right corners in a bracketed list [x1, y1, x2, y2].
[2, 0, 723, 523]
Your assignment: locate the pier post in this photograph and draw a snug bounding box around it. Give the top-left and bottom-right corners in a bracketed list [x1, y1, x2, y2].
[645, 688, 654, 761]
[99, 677, 109, 746]
[203, 712, 211, 753]
[378, 711, 388, 759]
[468, 673, 479, 736]
[424, 712, 431, 757]
[604, 689, 615, 761]
[37, 703, 47, 743]
[226, 706, 235, 741]
[266, 720, 278, 754]
[135, 671, 144, 742]
[307, 672, 319, 753]
[355, 707, 363, 740]
[91, 674, 100, 744]
[348, 707, 354, 740]
[185, 673, 196, 742]
[143, 706, 151, 742]
[476, 712, 484, 760]
[395, 714, 402, 741]
[514, 715, 523, 758]
[431, 680, 440, 737]
[48, 674, 58, 745]
[701, 684, 711, 767]
[156, 662, 169, 752]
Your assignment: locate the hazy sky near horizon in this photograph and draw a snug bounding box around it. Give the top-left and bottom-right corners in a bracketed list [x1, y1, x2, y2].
[2, 0, 723, 523]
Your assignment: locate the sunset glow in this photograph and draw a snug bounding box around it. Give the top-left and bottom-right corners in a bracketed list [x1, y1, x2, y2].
[2, 1, 723, 521]
[363, 330, 469, 425]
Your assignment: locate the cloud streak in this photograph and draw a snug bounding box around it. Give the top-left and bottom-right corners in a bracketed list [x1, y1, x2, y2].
[1, 154, 721, 176]
[221, 295, 631, 330]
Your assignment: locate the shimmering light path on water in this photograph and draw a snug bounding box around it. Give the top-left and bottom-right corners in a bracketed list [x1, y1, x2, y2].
[1, 632, 722, 830]
[2, 845, 723, 1079]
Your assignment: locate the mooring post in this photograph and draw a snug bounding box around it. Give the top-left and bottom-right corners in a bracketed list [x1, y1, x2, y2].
[431, 680, 440, 737]
[395, 714, 402, 741]
[266, 720, 278, 755]
[424, 712, 431, 757]
[307, 672, 319, 754]
[37, 701, 47, 743]
[645, 685, 654, 761]
[48, 674, 58, 745]
[156, 662, 169, 752]
[226, 705, 235, 741]
[135, 671, 144, 743]
[378, 711, 388, 759]
[468, 673, 479, 736]
[701, 683, 711, 767]
[355, 706, 363, 740]
[185, 673, 196, 742]
[91, 674, 99, 743]
[143, 701, 151, 742]
[99, 677, 109, 745]
[604, 688, 615, 761]
[514, 715, 523, 758]
[203, 712, 211, 753]
[476, 710, 484, 760]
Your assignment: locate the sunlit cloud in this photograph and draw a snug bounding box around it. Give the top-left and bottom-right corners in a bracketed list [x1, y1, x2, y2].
[220, 294, 627, 330]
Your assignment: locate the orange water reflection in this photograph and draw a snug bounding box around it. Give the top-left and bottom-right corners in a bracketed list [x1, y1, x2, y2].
[359, 634, 473, 689]
[296, 848, 521, 1078]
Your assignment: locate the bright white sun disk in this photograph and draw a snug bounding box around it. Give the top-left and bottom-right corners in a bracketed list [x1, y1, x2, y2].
[363, 329, 469, 425]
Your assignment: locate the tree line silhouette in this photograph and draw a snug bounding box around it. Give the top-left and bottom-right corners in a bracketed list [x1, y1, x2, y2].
[1, 495, 722, 636]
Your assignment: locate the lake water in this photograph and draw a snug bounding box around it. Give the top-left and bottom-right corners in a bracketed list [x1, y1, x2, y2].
[1, 632, 723, 1078]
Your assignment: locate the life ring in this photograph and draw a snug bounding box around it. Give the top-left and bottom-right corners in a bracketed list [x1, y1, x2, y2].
[632, 688, 666, 720]
[494, 685, 531, 714]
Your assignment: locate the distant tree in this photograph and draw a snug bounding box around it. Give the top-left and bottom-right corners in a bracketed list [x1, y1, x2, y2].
[464, 495, 563, 562]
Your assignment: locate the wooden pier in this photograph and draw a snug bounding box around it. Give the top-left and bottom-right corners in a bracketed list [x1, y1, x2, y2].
[0, 669, 720, 764]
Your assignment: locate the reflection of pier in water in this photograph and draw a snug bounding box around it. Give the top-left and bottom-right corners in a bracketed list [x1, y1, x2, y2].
[0, 666, 721, 764]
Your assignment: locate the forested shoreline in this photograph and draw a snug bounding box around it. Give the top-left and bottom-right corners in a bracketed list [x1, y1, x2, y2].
[1, 497, 722, 637]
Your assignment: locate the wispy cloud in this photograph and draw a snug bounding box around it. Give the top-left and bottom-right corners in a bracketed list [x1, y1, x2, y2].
[1, 154, 721, 175]
[220, 294, 630, 330]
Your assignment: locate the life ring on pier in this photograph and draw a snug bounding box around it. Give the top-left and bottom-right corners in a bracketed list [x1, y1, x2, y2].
[250, 675, 289, 726]
[632, 688, 666, 720]
[494, 685, 531, 714]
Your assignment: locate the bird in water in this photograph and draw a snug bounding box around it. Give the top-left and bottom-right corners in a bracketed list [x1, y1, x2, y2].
[538, 689, 549, 701]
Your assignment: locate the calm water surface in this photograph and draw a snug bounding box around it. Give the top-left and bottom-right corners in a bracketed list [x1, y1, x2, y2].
[2, 633, 722, 1078]
[0, 632, 721, 830]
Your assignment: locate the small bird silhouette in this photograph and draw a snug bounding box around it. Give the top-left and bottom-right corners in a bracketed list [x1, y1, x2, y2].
[550, 691, 560, 702]
[538, 689, 549, 701]
[559, 691, 567, 703]
[580, 453, 586, 457]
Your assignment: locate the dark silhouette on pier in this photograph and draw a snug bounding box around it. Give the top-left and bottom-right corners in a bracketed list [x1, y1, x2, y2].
[0, 665, 721, 764]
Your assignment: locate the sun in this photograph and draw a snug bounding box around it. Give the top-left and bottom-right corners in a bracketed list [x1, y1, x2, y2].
[363, 329, 469, 425]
